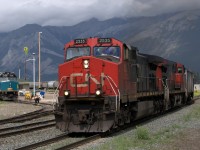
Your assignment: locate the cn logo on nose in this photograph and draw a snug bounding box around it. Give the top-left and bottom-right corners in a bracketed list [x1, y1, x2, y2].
[70, 73, 105, 87]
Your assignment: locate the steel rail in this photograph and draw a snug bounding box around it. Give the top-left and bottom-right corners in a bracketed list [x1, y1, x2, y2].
[0, 122, 55, 138]
[56, 134, 101, 150]
[0, 110, 53, 125]
[15, 133, 69, 150]
[0, 119, 55, 133]
[0, 108, 44, 125]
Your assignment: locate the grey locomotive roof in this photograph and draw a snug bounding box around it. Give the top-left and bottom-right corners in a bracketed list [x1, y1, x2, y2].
[0, 72, 17, 78]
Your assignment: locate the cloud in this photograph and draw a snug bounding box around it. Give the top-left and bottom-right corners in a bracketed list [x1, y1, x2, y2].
[0, 0, 200, 32]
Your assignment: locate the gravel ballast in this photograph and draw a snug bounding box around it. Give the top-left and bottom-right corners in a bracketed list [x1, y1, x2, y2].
[0, 101, 60, 150]
[0, 99, 199, 150]
[0, 102, 42, 120]
[77, 99, 200, 150]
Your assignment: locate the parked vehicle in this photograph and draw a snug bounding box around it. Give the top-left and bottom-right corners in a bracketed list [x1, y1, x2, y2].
[35, 90, 45, 98]
[18, 89, 26, 96]
[25, 91, 32, 100]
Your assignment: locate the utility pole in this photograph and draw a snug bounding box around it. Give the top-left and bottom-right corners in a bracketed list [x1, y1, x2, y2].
[26, 53, 36, 96]
[24, 47, 28, 80]
[38, 32, 42, 89]
[24, 60, 26, 80]
[18, 66, 21, 79]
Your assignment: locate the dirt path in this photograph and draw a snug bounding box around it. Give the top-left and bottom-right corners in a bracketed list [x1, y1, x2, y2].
[160, 128, 200, 150]
[158, 99, 200, 150]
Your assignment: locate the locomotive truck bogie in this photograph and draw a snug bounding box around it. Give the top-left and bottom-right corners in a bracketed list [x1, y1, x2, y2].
[55, 96, 117, 132]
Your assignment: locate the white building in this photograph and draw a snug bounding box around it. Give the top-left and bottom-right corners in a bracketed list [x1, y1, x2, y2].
[194, 84, 200, 91]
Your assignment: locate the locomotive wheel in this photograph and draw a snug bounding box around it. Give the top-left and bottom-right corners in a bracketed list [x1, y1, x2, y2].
[125, 112, 131, 124]
[117, 112, 125, 126]
[153, 100, 160, 114]
[170, 97, 175, 108]
[182, 95, 186, 105]
[123, 108, 131, 124]
[118, 118, 124, 126]
[159, 99, 165, 113]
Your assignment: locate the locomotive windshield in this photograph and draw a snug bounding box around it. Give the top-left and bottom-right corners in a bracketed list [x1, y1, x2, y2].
[0, 77, 17, 81]
[66, 47, 90, 61]
[0, 72, 17, 81]
[177, 67, 183, 73]
[93, 46, 120, 62]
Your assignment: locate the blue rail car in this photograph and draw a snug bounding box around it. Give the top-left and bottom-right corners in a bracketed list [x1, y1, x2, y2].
[0, 72, 19, 100]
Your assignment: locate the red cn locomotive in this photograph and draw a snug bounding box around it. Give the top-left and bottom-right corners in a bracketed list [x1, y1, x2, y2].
[54, 37, 194, 133]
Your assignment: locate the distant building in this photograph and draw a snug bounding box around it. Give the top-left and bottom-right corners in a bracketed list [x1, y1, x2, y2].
[194, 84, 200, 91]
[18, 79, 29, 90]
[18, 79, 57, 90]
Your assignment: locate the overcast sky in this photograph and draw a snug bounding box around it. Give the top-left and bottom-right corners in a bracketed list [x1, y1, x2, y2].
[0, 0, 200, 32]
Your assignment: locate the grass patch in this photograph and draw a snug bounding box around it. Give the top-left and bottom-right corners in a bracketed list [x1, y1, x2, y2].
[182, 106, 200, 122]
[88, 104, 200, 150]
[154, 124, 181, 141]
[194, 90, 200, 97]
[0, 101, 5, 105]
[88, 125, 181, 150]
[135, 126, 150, 140]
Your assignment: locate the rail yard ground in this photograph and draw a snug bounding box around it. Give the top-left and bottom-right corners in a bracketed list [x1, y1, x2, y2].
[0, 101, 42, 120]
[0, 93, 54, 120]
[0, 95, 200, 150]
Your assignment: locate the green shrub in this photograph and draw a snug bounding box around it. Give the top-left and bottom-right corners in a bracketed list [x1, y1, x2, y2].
[194, 90, 200, 97]
[0, 101, 5, 105]
[135, 126, 150, 140]
[182, 106, 200, 122]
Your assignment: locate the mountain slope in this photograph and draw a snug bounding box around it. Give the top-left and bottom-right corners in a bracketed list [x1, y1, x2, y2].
[128, 10, 200, 71]
[0, 9, 200, 80]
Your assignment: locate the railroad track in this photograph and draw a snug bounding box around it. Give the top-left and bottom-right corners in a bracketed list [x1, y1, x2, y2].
[16, 100, 199, 150]
[0, 109, 53, 125]
[108, 99, 200, 138]
[3, 98, 199, 150]
[55, 134, 101, 150]
[63, 101, 200, 149]
[15, 134, 101, 150]
[15, 133, 69, 150]
[0, 119, 55, 138]
[11, 110, 179, 150]
[0, 100, 54, 125]
[193, 96, 200, 101]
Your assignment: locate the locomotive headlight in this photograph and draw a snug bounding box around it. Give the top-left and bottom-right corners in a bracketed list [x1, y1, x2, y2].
[83, 59, 89, 69]
[64, 90, 70, 98]
[95, 89, 101, 96]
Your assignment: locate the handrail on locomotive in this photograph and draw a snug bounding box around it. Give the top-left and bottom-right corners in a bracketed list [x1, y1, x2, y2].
[54, 74, 121, 112]
[53, 76, 70, 105]
[104, 75, 120, 112]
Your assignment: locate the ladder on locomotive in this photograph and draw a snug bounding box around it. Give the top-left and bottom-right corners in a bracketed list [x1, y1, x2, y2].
[104, 75, 121, 112]
[161, 78, 169, 110]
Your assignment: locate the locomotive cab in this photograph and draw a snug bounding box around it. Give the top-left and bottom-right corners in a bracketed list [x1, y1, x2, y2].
[60, 38, 122, 98]
[175, 63, 184, 90]
[0, 72, 19, 101]
[55, 38, 124, 132]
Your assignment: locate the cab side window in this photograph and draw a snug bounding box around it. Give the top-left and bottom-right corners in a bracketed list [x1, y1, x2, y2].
[178, 67, 182, 73]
